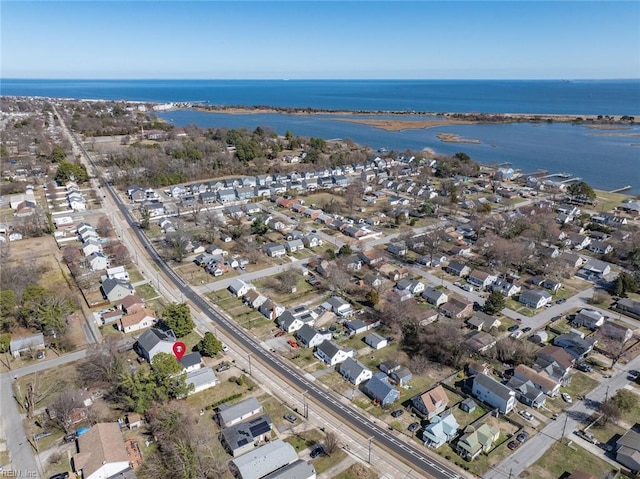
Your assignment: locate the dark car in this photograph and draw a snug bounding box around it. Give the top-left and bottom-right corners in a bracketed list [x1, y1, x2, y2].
[521, 327, 531, 333]
[556, 298, 567, 304]
[63, 433, 76, 443]
[284, 414, 297, 423]
[390, 409, 404, 418]
[310, 445, 324, 458]
[408, 422, 420, 432]
[577, 363, 593, 373]
[516, 432, 529, 443]
[508, 440, 520, 450]
[49, 474, 69, 479]
[550, 315, 562, 323]
[508, 325, 519, 332]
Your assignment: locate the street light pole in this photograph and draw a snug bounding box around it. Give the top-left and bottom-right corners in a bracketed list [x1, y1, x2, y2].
[247, 353, 252, 376]
[367, 436, 373, 464]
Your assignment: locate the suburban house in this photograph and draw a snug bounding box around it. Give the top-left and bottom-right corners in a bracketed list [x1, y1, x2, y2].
[363, 373, 400, 406]
[616, 298, 640, 319]
[135, 328, 176, 362]
[325, 296, 354, 318]
[302, 234, 323, 249]
[580, 258, 611, 279]
[72, 423, 130, 479]
[338, 357, 373, 385]
[573, 309, 605, 330]
[285, 239, 305, 253]
[395, 278, 425, 295]
[221, 414, 273, 457]
[464, 331, 497, 353]
[553, 332, 597, 360]
[314, 340, 355, 366]
[491, 279, 521, 297]
[228, 279, 253, 298]
[445, 260, 471, 277]
[506, 376, 547, 408]
[244, 289, 268, 309]
[411, 385, 449, 420]
[9, 332, 45, 358]
[422, 413, 460, 449]
[262, 242, 287, 258]
[512, 364, 561, 397]
[439, 297, 473, 319]
[534, 345, 574, 384]
[615, 428, 640, 473]
[88, 252, 110, 271]
[379, 359, 401, 375]
[422, 288, 448, 307]
[117, 308, 157, 334]
[345, 319, 380, 335]
[295, 325, 332, 349]
[467, 270, 497, 289]
[217, 397, 264, 428]
[186, 367, 218, 395]
[389, 366, 413, 386]
[471, 373, 516, 414]
[259, 299, 285, 321]
[519, 289, 552, 309]
[106, 266, 129, 281]
[230, 440, 300, 479]
[101, 278, 135, 303]
[180, 352, 203, 373]
[601, 321, 634, 343]
[117, 294, 145, 314]
[277, 305, 318, 333]
[456, 423, 500, 461]
[466, 312, 501, 331]
[364, 332, 388, 350]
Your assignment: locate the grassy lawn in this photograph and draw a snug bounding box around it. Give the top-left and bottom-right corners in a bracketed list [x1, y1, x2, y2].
[313, 449, 348, 474]
[283, 428, 324, 452]
[135, 283, 160, 301]
[334, 463, 379, 479]
[128, 268, 145, 283]
[184, 378, 256, 413]
[16, 363, 82, 414]
[258, 393, 304, 430]
[588, 420, 626, 444]
[518, 439, 619, 479]
[618, 393, 640, 428]
[562, 371, 599, 399]
[290, 348, 320, 370]
[451, 402, 488, 428]
[594, 189, 632, 213]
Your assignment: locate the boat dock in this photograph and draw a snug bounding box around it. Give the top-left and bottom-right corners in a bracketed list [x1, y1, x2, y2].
[608, 185, 632, 193]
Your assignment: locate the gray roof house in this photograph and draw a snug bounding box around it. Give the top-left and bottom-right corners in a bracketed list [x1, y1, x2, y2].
[364, 332, 388, 350]
[185, 367, 218, 395]
[314, 340, 355, 366]
[553, 332, 596, 360]
[615, 428, 640, 473]
[221, 413, 273, 457]
[231, 439, 298, 479]
[228, 279, 253, 298]
[363, 373, 400, 406]
[573, 309, 605, 330]
[422, 288, 448, 307]
[135, 328, 176, 362]
[505, 376, 547, 408]
[471, 373, 516, 414]
[519, 289, 552, 309]
[263, 242, 287, 258]
[261, 460, 316, 479]
[101, 278, 135, 302]
[445, 260, 471, 277]
[390, 366, 413, 386]
[217, 397, 264, 428]
[295, 325, 331, 349]
[422, 413, 460, 449]
[338, 357, 373, 385]
[10, 332, 45, 358]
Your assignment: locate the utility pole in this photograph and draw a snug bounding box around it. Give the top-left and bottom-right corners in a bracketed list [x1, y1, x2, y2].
[302, 390, 308, 419]
[247, 353, 252, 376]
[562, 413, 569, 439]
[367, 436, 373, 464]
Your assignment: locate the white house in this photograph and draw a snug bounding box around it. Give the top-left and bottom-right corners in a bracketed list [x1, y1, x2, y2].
[106, 266, 129, 281]
[117, 308, 157, 334]
[228, 279, 253, 298]
[314, 340, 355, 366]
[471, 373, 516, 414]
[88, 252, 110, 271]
[72, 423, 129, 479]
[519, 289, 552, 309]
[338, 357, 373, 385]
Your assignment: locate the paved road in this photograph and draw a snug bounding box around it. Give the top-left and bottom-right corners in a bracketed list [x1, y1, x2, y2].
[484, 354, 640, 479]
[0, 350, 88, 474]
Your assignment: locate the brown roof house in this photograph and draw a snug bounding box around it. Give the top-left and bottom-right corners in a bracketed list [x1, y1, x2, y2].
[410, 385, 450, 420]
[118, 308, 157, 334]
[72, 423, 130, 479]
[440, 296, 473, 319]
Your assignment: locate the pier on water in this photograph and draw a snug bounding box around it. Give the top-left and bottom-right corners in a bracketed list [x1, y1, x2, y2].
[609, 185, 632, 194]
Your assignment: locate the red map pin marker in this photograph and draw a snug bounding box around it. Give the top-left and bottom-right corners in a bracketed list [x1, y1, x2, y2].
[173, 342, 186, 361]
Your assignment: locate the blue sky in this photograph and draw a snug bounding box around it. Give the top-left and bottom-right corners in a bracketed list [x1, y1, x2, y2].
[2, 1, 639, 79]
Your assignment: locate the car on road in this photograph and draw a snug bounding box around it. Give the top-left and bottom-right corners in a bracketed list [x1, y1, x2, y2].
[215, 363, 231, 372]
[602, 374, 612, 379]
[462, 284, 474, 292]
[521, 327, 531, 334]
[508, 440, 521, 450]
[408, 422, 420, 432]
[519, 411, 533, 421]
[550, 315, 562, 323]
[390, 409, 404, 418]
[516, 432, 529, 443]
[576, 363, 593, 373]
[453, 281, 461, 287]
[274, 331, 286, 337]
[561, 393, 573, 403]
[310, 445, 324, 458]
[311, 229, 317, 233]
[221, 344, 229, 352]
[551, 413, 559, 420]
[508, 325, 519, 332]
[284, 414, 297, 423]
[556, 298, 567, 304]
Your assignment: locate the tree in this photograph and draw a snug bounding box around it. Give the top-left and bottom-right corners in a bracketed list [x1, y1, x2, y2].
[160, 303, 194, 338]
[612, 389, 637, 412]
[323, 431, 339, 455]
[47, 391, 82, 433]
[54, 161, 89, 184]
[77, 340, 125, 387]
[612, 272, 639, 297]
[194, 332, 222, 357]
[0, 290, 18, 331]
[151, 352, 191, 400]
[493, 338, 536, 366]
[483, 291, 506, 315]
[95, 216, 114, 237]
[140, 207, 151, 229]
[325, 248, 336, 260]
[365, 289, 380, 307]
[276, 270, 299, 294]
[250, 217, 268, 236]
[337, 244, 352, 257]
[598, 399, 620, 426]
[567, 181, 596, 201]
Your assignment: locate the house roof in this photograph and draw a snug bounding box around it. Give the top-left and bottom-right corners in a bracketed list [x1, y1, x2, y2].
[536, 345, 574, 369]
[218, 397, 262, 425]
[464, 331, 496, 352]
[231, 439, 298, 479]
[295, 324, 320, 344]
[422, 288, 447, 302]
[423, 413, 459, 441]
[617, 429, 640, 452]
[520, 289, 552, 302]
[117, 294, 144, 312]
[222, 413, 272, 451]
[229, 279, 250, 294]
[514, 364, 559, 391]
[261, 459, 316, 479]
[474, 373, 514, 401]
[74, 423, 128, 478]
[119, 308, 156, 328]
[316, 340, 342, 359]
[339, 357, 370, 379]
[136, 328, 176, 354]
[180, 352, 202, 369]
[186, 367, 217, 390]
[346, 319, 367, 331]
[10, 332, 45, 352]
[364, 373, 399, 402]
[101, 278, 133, 296]
[365, 332, 387, 347]
[419, 385, 449, 415]
[244, 289, 265, 303]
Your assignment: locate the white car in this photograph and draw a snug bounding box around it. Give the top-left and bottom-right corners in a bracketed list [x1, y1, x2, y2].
[519, 411, 533, 421]
[222, 344, 229, 352]
[561, 393, 573, 403]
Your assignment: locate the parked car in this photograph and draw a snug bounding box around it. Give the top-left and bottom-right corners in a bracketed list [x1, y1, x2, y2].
[287, 339, 298, 349]
[561, 393, 573, 403]
[36, 351, 45, 360]
[575, 430, 599, 444]
[629, 370, 639, 380]
[508, 440, 520, 450]
[221, 344, 229, 352]
[310, 445, 324, 458]
[556, 298, 567, 304]
[576, 363, 593, 373]
[550, 315, 562, 323]
[390, 409, 404, 418]
[49, 474, 69, 479]
[521, 327, 531, 334]
[508, 325, 520, 332]
[284, 414, 297, 423]
[63, 433, 76, 443]
[519, 411, 533, 421]
[551, 413, 559, 420]
[516, 432, 529, 443]
[462, 284, 474, 292]
[215, 363, 231, 372]
[274, 331, 286, 337]
[408, 422, 420, 432]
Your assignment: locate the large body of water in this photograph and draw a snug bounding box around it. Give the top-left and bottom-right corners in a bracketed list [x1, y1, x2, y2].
[2, 79, 639, 194]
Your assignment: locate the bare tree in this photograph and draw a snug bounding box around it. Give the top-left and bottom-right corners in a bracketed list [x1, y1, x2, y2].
[47, 391, 83, 433]
[95, 216, 114, 237]
[323, 431, 339, 455]
[77, 340, 124, 388]
[276, 270, 299, 294]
